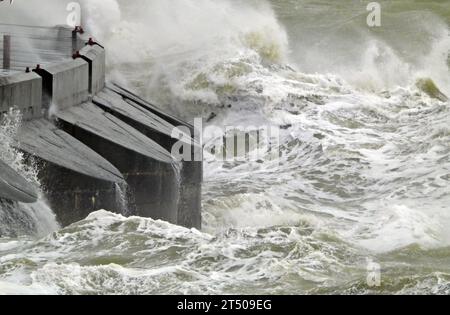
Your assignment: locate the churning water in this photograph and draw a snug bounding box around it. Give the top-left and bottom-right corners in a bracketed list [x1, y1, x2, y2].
[0, 0, 449, 294]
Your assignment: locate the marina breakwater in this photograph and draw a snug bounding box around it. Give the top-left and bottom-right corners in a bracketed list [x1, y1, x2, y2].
[0, 24, 202, 230]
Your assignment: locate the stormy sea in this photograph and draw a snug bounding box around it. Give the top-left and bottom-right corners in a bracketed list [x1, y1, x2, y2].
[1, 0, 450, 294]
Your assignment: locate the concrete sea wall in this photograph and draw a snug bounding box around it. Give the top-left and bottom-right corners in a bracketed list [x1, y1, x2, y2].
[0, 72, 42, 120]
[0, 27, 202, 229]
[79, 45, 105, 94]
[34, 59, 89, 112]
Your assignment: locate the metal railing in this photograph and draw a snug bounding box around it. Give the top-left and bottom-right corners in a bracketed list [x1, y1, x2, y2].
[0, 23, 85, 72]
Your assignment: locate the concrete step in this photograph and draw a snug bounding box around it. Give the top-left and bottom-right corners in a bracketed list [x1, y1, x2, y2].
[0, 159, 38, 204]
[54, 102, 174, 163]
[15, 118, 125, 183]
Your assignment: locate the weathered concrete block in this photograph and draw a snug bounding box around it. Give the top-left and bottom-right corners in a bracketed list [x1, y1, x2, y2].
[0, 72, 42, 120]
[0, 159, 38, 204]
[55, 25, 86, 53]
[178, 178, 202, 229]
[51, 119, 179, 226]
[101, 98, 202, 229]
[37, 159, 118, 227]
[16, 118, 124, 184]
[34, 59, 89, 111]
[80, 45, 106, 94]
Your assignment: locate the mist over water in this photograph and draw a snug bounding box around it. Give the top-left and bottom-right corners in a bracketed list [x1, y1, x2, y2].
[0, 0, 450, 294]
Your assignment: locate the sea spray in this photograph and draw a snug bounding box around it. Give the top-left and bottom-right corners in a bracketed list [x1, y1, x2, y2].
[77, 0, 289, 117]
[416, 78, 449, 102]
[0, 0, 449, 295]
[171, 161, 183, 220]
[114, 182, 131, 216]
[0, 109, 32, 181]
[0, 109, 59, 237]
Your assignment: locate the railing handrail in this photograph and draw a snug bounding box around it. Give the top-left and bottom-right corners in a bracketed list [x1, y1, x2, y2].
[0, 24, 84, 71]
[0, 22, 61, 30]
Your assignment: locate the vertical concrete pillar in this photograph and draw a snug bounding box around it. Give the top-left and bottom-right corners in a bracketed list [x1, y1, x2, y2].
[3, 35, 11, 70]
[72, 30, 77, 54]
[99, 108, 202, 229]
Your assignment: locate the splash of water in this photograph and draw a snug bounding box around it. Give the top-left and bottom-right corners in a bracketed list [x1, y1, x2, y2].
[114, 182, 130, 216]
[0, 0, 449, 295]
[0, 109, 59, 237]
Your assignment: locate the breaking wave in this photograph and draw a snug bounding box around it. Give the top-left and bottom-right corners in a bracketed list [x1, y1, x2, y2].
[0, 110, 58, 237]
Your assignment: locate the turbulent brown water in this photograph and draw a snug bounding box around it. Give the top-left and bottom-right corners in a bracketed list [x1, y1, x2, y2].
[0, 0, 449, 294]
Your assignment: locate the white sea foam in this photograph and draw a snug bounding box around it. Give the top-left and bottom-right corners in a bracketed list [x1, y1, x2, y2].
[0, 0, 449, 295]
[0, 110, 59, 237]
